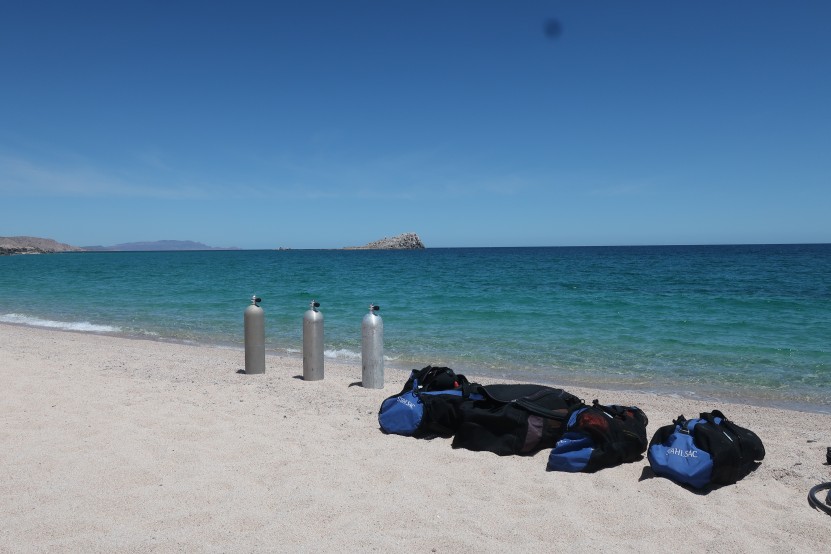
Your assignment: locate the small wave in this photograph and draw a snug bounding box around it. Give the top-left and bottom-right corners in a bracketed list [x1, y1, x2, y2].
[325, 348, 361, 361]
[323, 348, 400, 363]
[0, 313, 121, 333]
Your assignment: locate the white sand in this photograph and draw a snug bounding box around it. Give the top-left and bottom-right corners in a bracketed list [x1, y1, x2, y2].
[2, 322, 830, 552]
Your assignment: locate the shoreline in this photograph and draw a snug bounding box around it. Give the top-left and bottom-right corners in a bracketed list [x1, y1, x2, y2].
[2, 322, 831, 550]
[3, 318, 828, 415]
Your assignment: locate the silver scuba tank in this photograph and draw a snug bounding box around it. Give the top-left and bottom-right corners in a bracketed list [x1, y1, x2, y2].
[244, 295, 265, 374]
[361, 304, 383, 388]
[303, 300, 324, 381]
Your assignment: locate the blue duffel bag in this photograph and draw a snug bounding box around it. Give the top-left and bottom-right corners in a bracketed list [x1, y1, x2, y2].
[647, 411, 765, 489]
[378, 366, 483, 438]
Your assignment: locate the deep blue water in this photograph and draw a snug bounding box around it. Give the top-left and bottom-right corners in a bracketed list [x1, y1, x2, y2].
[2, 245, 829, 411]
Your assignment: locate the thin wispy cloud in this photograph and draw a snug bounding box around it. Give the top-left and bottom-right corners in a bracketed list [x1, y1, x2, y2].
[255, 149, 537, 202]
[588, 181, 653, 197]
[0, 154, 198, 199]
[482, 175, 530, 196]
[1, 148, 543, 204]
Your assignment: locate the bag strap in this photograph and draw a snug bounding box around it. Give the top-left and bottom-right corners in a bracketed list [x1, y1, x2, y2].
[591, 399, 628, 419]
[417, 365, 443, 387]
[419, 365, 467, 392]
[513, 394, 575, 420]
[456, 379, 480, 399]
[590, 399, 649, 428]
[674, 415, 706, 435]
[591, 399, 611, 412]
[413, 374, 479, 399]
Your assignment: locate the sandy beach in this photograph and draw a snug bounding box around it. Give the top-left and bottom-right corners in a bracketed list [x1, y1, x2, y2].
[2, 322, 830, 552]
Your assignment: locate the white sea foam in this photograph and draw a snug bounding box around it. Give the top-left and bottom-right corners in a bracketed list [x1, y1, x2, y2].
[324, 348, 361, 361]
[323, 348, 400, 363]
[0, 313, 120, 333]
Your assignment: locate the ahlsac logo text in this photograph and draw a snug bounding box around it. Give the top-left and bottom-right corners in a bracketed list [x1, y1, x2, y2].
[667, 447, 699, 458]
[397, 396, 416, 409]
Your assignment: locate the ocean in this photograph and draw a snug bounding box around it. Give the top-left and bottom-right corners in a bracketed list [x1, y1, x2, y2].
[1, 244, 829, 412]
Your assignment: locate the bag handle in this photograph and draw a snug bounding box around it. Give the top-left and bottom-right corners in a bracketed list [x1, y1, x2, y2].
[591, 399, 648, 425]
[672, 414, 688, 428]
[412, 373, 478, 399]
[699, 410, 728, 425]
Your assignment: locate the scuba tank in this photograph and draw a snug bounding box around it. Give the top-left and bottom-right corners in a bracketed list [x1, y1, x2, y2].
[244, 295, 265, 374]
[361, 304, 383, 388]
[303, 300, 324, 381]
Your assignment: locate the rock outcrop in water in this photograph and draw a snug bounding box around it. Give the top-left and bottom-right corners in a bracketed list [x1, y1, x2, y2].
[346, 233, 425, 250]
[0, 236, 83, 255]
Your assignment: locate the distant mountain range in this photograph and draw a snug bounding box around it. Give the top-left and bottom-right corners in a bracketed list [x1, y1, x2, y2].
[3, 234, 424, 255]
[83, 240, 240, 251]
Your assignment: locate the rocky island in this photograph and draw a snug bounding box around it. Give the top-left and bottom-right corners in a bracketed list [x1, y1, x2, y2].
[345, 232, 425, 250]
[0, 236, 83, 256]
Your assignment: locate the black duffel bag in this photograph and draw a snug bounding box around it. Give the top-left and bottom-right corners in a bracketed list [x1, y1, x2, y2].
[451, 384, 585, 456]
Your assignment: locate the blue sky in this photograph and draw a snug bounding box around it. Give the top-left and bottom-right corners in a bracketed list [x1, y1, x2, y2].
[2, 1, 829, 249]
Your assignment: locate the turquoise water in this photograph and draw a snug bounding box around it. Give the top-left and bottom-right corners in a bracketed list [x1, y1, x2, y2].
[2, 245, 830, 411]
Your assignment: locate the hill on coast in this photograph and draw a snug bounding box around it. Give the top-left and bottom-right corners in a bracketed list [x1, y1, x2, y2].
[0, 236, 83, 255]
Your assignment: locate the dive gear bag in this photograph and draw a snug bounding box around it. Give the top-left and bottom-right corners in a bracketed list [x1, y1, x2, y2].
[378, 366, 482, 438]
[547, 401, 649, 472]
[647, 410, 765, 489]
[451, 384, 584, 456]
